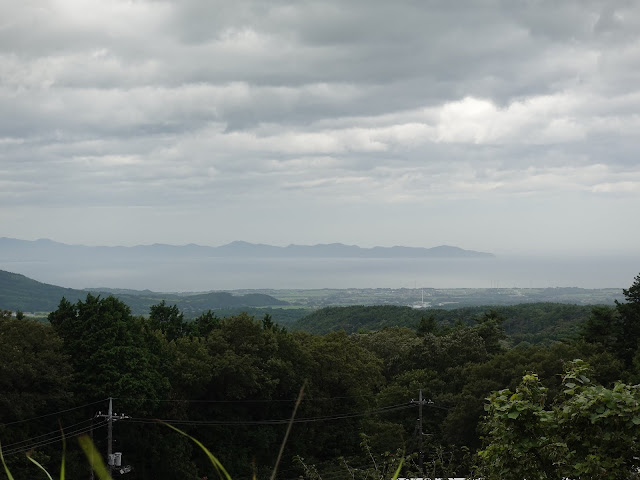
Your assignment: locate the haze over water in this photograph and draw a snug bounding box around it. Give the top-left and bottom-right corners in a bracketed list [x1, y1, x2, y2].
[3, 255, 638, 292]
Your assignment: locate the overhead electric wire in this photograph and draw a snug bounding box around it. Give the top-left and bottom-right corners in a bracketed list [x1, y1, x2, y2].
[114, 393, 376, 404]
[0, 397, 451, 458]
[116, 397, 297, 404]
[424, 403, 453, 412]
[2, 420, 108, 457]
[1, 399, 110, 427]
[126, 402, 414, 427]
[1, 418, 96, 449]
[290, 403, 414, 424]
[2, 420, 107, 456]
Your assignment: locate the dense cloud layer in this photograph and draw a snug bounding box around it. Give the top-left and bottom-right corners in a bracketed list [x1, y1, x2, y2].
[1, 0, 639, 254]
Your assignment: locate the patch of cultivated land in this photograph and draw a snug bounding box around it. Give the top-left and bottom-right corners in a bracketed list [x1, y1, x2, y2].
[232, 287, 624, 308]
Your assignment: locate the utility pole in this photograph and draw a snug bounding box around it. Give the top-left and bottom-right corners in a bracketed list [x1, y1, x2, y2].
[90, 418, 95, 480]
[107, 398, 113, 476]
[418, 389, 423, 469]
[411, 389, 432, 474]
[95, 398, 129, 476]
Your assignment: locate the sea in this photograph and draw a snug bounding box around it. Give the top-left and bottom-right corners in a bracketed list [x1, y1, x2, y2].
[2, 255, 639, 292]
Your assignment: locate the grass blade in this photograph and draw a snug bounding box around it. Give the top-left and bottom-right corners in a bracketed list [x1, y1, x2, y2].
[161, 422, 232, 480]
[78, 435, 112, 480]
[26, 455, 54, 480]
[390, 456, 404, 480]
[0, 443, 15, 480]
[271, 382, 306, 480]
[59, 423, 66, 480]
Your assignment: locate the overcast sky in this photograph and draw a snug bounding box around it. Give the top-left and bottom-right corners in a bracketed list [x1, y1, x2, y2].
[2, 0, 640, 256]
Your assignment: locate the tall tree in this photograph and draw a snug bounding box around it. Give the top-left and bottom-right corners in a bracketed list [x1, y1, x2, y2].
[48, 294, 169, 407]
[616, 274, 640, 366]
[0, 315, 73, 476]
[148, 300, 186, 341]
[189, 309, 220, 336]
[582, 273, 640, 367]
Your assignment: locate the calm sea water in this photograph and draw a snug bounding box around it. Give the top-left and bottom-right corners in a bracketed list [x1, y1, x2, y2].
[3, 255, 639, 292]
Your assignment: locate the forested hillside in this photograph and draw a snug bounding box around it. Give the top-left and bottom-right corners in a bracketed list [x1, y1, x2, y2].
[293, 302, 595, 344]
[0, 269, 290, 315]
[1, 275, 639, 479]
[0, 269, 90, 312]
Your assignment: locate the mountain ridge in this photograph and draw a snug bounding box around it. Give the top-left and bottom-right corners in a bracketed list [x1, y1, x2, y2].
[0, 237, 494, 258]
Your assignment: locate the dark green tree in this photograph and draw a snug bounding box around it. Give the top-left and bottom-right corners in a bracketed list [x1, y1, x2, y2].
[475, 309, 506, 355]
[417, 314, 437, 337]
[262, 312, 274, 330]
[616, 274, 640, 366]
[582, 305, 621, 352]
[623, 274, 640, 303]
[0, 316, 73, 475]
[49, 294, 169, 404]
[582, 274, 640, 367]
[189, 309, 220, 336]
[148, 300, 186, 341]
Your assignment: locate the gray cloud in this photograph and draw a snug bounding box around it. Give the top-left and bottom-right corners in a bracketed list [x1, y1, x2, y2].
[1, 0, 639, 255]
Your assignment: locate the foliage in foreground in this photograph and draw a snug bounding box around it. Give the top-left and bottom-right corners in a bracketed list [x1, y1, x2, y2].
[477, 360, 640, 479]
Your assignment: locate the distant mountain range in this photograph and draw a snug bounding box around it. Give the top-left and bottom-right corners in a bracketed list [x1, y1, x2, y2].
[0, 237, 494, 260]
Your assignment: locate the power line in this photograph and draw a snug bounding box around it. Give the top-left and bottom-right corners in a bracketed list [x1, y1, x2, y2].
[113, 394, 377, 404]
[1, 418, 95, 449]
[2, 420, 107, 456]
[1, 399, 110, 427]
[0, 397, 451, 459]
[425, 402, 452, 412]
[0, 398, 449, 438]
[2, 420, 108, 457]
[126, 403, 413, 427]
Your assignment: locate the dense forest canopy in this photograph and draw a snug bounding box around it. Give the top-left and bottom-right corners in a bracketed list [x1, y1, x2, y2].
[1, 274, 640, 479]
[291, 302, 593, 344]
